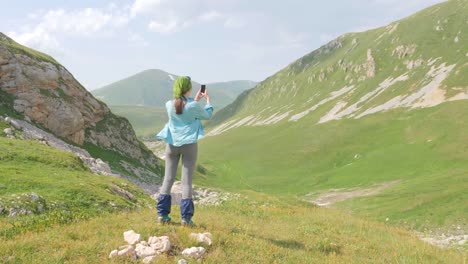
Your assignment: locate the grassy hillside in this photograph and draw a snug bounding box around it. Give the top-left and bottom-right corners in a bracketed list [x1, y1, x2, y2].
[109, 105, 167, 139]
[196, 0, 468, 232]
[1, 193, 465, 263]
[198, 98, 468, 231]
[92, 69, 256, 109]
[0, 133, 153, 239]
[207, 0, 467, 129]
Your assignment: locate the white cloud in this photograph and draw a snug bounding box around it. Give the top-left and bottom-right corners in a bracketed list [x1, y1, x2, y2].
[148, 18, 182, 34]
[130, 0, 242, 33]
[8, 7, 130, 55]
[199, 11, 222, 22]
[9, 28, 65, 56]
[131, 0, 163, 17]
[129, 33, 149, 47]
[224, 16, 246, 29]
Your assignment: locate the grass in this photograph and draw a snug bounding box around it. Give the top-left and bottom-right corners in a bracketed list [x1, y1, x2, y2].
[197, 102, 468, 231]
[0, 136, 153, 238]
[0, 193, 466, 263]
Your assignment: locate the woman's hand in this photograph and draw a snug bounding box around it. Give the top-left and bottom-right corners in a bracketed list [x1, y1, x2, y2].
[195, 88, 210, 104]
[194, 88, 204, 102]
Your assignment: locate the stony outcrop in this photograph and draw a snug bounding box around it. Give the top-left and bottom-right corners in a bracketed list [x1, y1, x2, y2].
[0, 33, 161, 183]
[366, 49, 376, 78]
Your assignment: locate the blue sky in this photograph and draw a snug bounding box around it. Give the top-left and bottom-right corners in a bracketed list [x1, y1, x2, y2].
[1, 0, 445, 90]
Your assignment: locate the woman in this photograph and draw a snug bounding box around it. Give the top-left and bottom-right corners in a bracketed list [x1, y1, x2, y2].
[155, 76, 213, 226]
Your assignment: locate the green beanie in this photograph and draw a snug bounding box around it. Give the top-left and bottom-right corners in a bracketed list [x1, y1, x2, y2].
[173, 76, 192, 98]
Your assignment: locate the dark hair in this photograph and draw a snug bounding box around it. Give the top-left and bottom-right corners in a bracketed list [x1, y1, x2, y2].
[175, 96, 186, 115]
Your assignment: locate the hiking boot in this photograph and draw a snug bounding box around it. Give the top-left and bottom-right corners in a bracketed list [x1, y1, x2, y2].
[181, 219, 194, 227]
[157, 215, 171, 224]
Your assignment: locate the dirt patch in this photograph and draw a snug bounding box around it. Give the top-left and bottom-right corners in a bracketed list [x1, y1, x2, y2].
[305, 181, 399, 207]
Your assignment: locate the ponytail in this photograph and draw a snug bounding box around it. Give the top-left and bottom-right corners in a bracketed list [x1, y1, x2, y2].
[174, 97, 185, 115]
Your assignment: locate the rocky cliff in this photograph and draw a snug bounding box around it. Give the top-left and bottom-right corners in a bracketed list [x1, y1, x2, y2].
[0, 32, 161, 185]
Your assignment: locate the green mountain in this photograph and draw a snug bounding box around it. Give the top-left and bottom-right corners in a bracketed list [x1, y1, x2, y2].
[92, 69, 256, 138]
[92, 69, 257, 109]
[197, 0, 468, 232]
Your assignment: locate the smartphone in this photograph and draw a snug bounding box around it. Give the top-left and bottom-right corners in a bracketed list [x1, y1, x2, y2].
[201, 84, 206, 93]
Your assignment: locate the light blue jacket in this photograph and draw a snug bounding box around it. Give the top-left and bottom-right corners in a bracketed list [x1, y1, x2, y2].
[156, 98, 214, 147]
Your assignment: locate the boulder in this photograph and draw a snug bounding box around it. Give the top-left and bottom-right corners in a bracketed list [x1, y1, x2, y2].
[148, 236, 171, 253]
[190, 232, 213, 246]
[3, 128, 13, 135]
[108, 250, 118, 258]
[117, 245, 136, 259]
[182, 247, 206, 259]
[135, 243, 157, 258]
[123, 230, 141, 245]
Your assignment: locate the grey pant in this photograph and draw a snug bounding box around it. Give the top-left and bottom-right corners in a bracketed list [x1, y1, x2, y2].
[160, 143, 198, 199]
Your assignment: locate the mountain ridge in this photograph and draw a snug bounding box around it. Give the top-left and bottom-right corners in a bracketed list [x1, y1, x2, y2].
[206, 0, 467, 133]
[92, 69, 257, 109]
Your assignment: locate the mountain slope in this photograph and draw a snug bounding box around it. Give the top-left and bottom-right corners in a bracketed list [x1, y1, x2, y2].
[0, 133, 152, 238]
[196, 0, 468, 232]
[92, 69, 257, 109]
[207, 0, 467, 131]
[0, 33, 162, 186]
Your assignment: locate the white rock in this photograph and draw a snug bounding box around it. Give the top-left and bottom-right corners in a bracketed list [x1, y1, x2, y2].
[108, 249, 118, 258]
[9, 119, 21, 130]
[178, 259, 188, 264]
[3, 128, 13, 135]
[182, 247, 206, 259]
[123, 230, 141, 245]
[148, 236, 171, 253]
[142, 255, 158, 263]
[190, 232, 213, 245]
[135, 243, 157, 258]
[117, 245, 136, 259]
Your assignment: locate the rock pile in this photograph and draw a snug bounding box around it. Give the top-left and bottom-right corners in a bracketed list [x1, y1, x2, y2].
[109, 230, 171, 263]
[110, 230, 212, 263]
